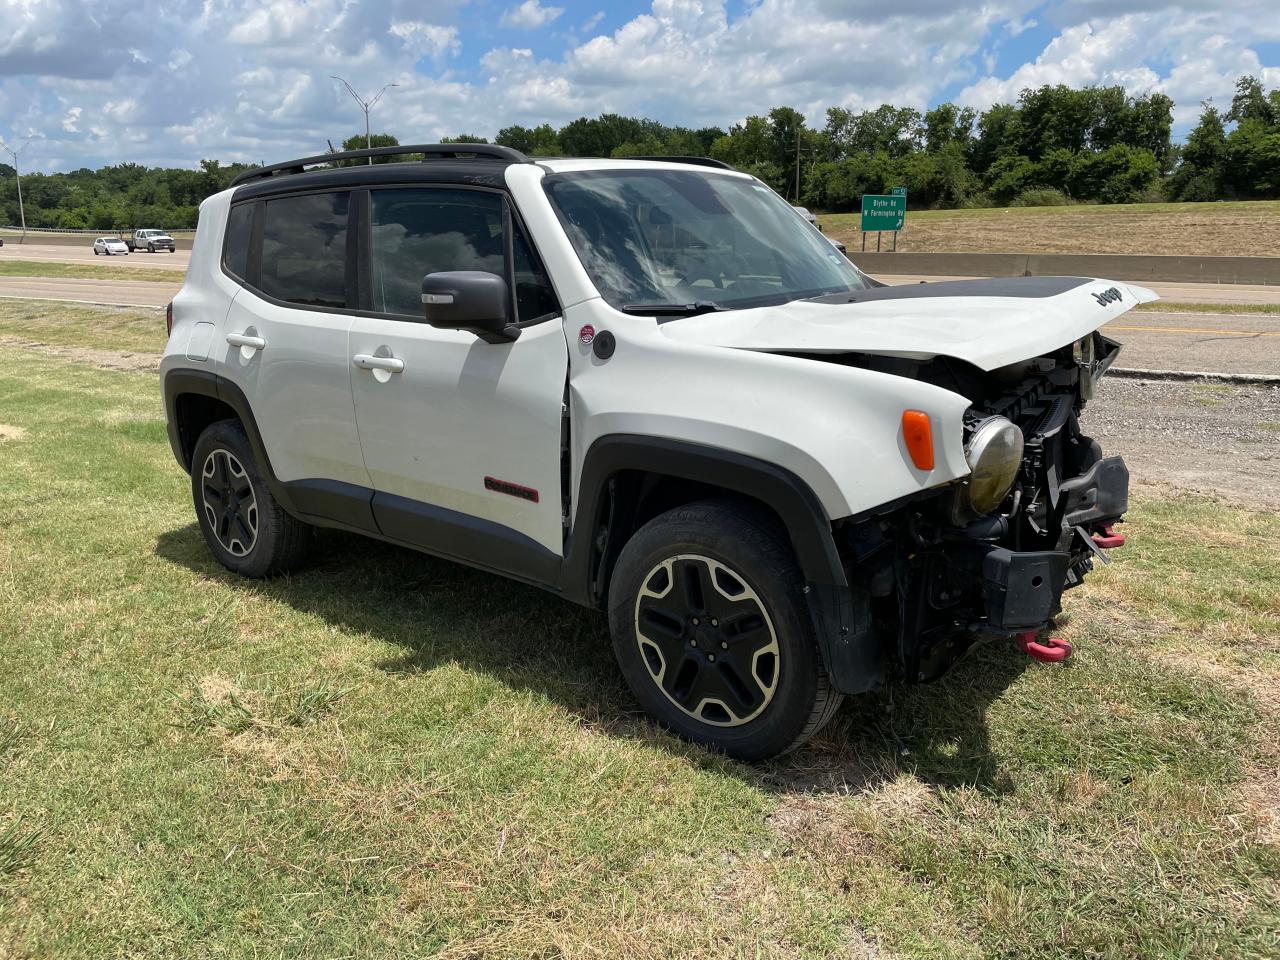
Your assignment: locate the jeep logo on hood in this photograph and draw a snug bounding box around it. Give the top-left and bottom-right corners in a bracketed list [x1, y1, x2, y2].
[1092, 286, 1123, 307]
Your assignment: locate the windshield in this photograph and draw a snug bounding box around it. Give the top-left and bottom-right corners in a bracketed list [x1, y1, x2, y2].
[544, 169, 867, 313]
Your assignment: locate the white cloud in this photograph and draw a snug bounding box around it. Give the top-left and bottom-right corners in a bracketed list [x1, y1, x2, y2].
[389, 21, 461, 59]
[0, 0, 1275, 172]
[500, 0, 564, 30]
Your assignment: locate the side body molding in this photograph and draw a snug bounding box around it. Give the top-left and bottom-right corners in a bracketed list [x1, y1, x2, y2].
[163, 368, 378, 531]
[163, 368, 557, 584]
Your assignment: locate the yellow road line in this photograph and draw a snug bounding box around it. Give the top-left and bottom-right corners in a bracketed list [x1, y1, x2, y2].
[1107, 324, 1280, 337]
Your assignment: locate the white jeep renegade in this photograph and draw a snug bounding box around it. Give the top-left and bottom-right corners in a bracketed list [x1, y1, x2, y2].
[162, 144, 1148, 760]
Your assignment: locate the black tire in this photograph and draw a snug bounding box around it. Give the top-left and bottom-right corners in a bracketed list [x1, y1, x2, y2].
[608, 500, 843, 761]
[168, 247, 175, 253]
[191, 419, 311, 578]
[148, 243, 155, 253]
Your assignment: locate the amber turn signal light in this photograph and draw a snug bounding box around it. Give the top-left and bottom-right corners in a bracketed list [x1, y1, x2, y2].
[901, 410, 934, 471]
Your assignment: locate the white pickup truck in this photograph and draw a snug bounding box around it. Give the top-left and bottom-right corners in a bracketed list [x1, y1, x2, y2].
[125, 229, 176, 253]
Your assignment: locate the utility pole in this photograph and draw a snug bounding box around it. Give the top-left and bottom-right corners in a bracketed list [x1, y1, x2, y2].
[330, 76, 397, 164]
[0, 136, 37, 238]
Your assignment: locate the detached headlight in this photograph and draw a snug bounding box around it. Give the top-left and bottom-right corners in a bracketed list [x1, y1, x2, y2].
[964, 416, 1024, 515]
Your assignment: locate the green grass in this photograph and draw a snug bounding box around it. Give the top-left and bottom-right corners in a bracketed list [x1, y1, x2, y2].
[1, 315, 1278, 958]
[0, 260, 181, 283]
[0, 299, 165, 354]
[1133, 301, 1280, 315]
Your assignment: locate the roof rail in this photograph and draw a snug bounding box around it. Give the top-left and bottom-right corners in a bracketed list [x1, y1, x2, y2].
[619, 156, 735, 170]
[230, 143, 532, 187]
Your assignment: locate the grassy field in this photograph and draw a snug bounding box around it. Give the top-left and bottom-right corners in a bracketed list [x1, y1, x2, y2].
[820, 200, 1280, 257]
[0, 260, 180, 284]
[1, 306, 1277, 958]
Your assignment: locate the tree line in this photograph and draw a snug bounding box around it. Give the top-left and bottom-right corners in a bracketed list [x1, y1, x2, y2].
[2, 77, 1276, 230]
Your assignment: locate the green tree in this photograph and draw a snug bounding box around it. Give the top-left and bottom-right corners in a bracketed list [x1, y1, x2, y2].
[1169, 104, 1227, 201]
[338, 133, 400, 163]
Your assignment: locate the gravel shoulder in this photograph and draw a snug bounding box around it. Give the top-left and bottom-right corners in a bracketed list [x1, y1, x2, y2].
[1085, 377, 1280, 510]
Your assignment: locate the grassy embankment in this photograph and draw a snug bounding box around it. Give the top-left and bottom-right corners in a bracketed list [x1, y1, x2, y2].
[821, 199, 1280, 258]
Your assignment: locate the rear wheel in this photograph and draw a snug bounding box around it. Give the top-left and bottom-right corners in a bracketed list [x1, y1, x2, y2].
[608, 500, 842, 761]
[191, 419, 311, 578]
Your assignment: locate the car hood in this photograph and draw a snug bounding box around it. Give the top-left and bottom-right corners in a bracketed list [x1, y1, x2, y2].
[657, 276, 1157, 372]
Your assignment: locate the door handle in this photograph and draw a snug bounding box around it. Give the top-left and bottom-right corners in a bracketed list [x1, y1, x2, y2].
[226, 333, 266, 351]
[353, 354, 405, 373]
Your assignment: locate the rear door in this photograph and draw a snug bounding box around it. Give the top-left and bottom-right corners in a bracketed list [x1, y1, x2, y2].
[348, 185, 567, 573]
[218, 191, 373, 514]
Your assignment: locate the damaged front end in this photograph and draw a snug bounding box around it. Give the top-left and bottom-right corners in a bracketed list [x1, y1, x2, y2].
[836, 332, 1129, 683]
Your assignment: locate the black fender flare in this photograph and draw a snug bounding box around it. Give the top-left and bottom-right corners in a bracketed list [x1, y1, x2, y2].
[162, 368, 302, 518]
[565, 434, 880, 695]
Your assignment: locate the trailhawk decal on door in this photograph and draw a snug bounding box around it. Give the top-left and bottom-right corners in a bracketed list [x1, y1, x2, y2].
[484, 476, 540, 503]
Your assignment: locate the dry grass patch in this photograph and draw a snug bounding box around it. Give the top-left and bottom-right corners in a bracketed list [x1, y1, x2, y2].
[0, 424, 25, 442]
[820, 199, 1280, 256]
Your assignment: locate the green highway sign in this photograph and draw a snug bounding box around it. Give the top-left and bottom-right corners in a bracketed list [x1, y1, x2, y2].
[890, 186, 908, 197]
[860, 194, 906, 232]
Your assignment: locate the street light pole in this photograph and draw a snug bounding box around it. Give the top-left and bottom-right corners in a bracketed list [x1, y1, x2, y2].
[330, 76, 398, 164]
[0, 137, 37, 238]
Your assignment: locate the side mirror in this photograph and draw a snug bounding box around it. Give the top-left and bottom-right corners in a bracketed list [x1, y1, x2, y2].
[421, 271, 519, 344]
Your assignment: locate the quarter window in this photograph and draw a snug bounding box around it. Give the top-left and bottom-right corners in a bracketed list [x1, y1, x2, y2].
[223, 203, 254, 281]
[259, 192, 350, 308]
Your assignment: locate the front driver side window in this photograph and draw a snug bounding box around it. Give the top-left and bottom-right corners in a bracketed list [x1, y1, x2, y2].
[369, 188, 559, 322]
[370, 189, 506, 318]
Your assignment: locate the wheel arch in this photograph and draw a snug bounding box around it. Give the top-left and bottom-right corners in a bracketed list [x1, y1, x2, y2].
[162, 369, 292, 510]
[565, 434, 881, 695]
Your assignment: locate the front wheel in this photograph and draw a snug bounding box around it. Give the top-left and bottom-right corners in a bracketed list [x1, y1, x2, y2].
[191, 419, 311, 578]
[148, 243, 155, 253]
[608, 500, 842, 761]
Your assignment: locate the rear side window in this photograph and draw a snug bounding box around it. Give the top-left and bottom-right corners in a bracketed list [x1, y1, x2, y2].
[370, 188, 506, 317]
[259, 192, 350, 308]
[222, 203, 254, 281]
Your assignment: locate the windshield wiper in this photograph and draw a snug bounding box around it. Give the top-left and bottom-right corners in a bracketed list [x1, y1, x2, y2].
[620, 301, 729, 317]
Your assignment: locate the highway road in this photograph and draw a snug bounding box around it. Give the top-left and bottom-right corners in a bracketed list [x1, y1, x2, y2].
[0, 242, 189, 271]
[0, 266, 1277, 375]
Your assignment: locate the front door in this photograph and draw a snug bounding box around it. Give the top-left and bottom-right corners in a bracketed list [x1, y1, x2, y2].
[348, 186, 568, 577]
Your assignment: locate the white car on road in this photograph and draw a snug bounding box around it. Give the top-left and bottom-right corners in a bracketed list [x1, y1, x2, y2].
[162, 145, 1150, 759]
[93, 237, 129, 256]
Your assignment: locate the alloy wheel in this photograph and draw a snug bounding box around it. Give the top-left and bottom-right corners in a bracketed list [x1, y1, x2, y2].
[633, 554, 780, 726]
[200, 449, 258, 557]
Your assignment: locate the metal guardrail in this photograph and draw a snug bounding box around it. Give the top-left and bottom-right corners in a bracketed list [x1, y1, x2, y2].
[0, 225, 196, 237]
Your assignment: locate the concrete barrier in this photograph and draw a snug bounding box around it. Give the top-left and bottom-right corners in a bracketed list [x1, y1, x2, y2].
[849, 252, 1280, 286]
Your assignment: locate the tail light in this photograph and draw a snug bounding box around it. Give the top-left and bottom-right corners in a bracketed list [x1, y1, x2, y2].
[165, 301, 174, 336]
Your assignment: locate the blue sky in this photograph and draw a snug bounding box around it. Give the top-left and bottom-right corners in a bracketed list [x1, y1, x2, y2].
[1, 0, 1277, 173]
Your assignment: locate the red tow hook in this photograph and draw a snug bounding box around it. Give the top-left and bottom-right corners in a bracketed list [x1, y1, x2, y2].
[1016, 631, 1074, 664]
[1092, 523, 1126, 550]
